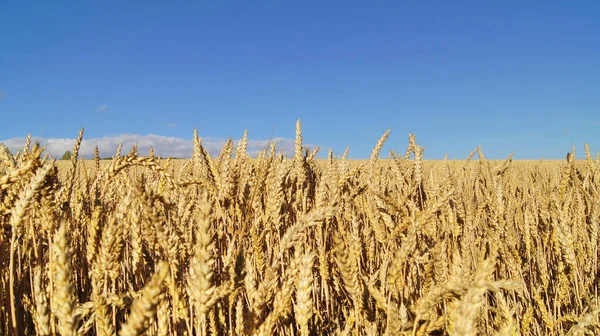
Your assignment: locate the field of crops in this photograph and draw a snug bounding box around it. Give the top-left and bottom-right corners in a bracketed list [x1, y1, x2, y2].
[1, 122, 599, 335]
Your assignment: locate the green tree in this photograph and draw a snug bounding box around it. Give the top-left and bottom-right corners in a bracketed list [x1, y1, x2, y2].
[61, 151, 72, 160]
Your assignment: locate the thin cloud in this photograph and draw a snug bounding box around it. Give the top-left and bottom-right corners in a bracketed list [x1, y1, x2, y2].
[0, 133, 316, 159]
[0, 89, 6, 99]
[168, 123, 178, 128]
[96, 104, 108, 112]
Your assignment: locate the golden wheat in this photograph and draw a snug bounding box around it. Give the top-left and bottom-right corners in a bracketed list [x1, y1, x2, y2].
[0, 121, 599, 335]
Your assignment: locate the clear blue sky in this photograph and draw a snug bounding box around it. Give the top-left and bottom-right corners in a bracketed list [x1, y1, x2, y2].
[1, 1, 599, 159]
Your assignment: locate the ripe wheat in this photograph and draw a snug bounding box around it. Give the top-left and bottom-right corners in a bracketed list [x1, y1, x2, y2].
[1, 121, 599, 335]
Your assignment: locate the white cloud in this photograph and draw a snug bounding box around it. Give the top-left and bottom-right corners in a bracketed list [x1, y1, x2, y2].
[0, 133, 315, 159]
[96, 104, 108, 112]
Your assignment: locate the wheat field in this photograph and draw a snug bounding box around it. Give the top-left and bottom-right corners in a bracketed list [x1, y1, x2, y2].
[1, 121, 599, 335]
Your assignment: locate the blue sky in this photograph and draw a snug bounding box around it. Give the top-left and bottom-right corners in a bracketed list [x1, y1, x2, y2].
[1, 1, 599, 159]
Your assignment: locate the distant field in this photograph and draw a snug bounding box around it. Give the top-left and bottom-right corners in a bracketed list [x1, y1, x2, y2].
[53, 158, 576, 171]
[53, 158, 580, 183]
